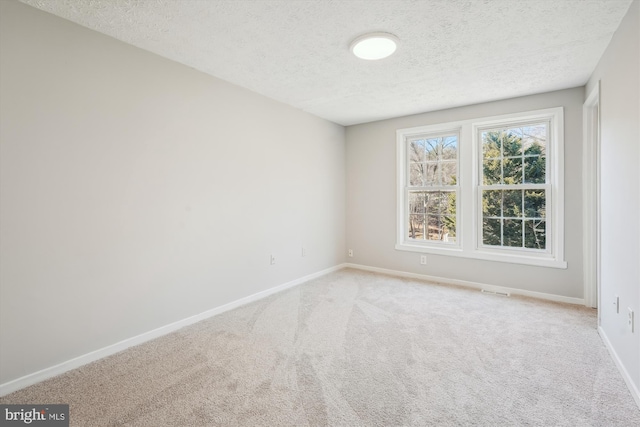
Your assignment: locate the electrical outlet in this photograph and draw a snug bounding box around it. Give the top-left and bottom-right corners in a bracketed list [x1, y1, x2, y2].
[615, 295, 619, 313]
[629, 308, 635, 333]
[302, 247, 306, 257]
[270, 254, 276, 265]
[420, 255, 427, 265]
[348, 249, 353, 257]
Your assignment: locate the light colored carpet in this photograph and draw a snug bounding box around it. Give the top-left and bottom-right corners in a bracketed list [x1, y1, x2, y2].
[2, 268, 639, 426]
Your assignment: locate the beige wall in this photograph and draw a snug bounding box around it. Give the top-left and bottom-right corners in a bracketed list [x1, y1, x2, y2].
[346, 87, 585, 298]
[586, 0, 640, 396]
[0, 1, 345, 385]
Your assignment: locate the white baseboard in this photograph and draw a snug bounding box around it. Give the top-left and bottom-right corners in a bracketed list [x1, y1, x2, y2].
[598, 326, 640, 410]
[0, 264, 345, 397]
[344, 263, 585, 305]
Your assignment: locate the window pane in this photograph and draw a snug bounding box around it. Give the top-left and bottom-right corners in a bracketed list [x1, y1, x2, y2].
[443, 215, 456, 240]
[442, 136, 457, 160]
[479, 123, 549, 252]
[503, 219, 523, 247]
[522, 124, 547, 156]
[483, 218, 502, 246]
[424, 162, 438, 185]
[502, 131, 523, 157]
[524, 156, 545, 184]
[426, 192, 440, 215]
[409, 162, 425, 186]
[420, 191, 454, 215]
[424, 138, 439, 161]
[440, 161, 457, 185]
[524, 190, 545, 218]
[503, 158, 523, 184]
[482, 190, 502, 217]
[481, 123, 547, 188]
[409, 192, 426, 213]
[440, 191, 456, 216]
[427, 215, 442, 241]
[410, 134, 458, 189]
[503, 190, 522, 218]
[482, 131, 502, 158]
[409, 140, 426, 163]
[524, 219, 546, 249]
[483, 159, 501, 185]
[409, 214, 425, 240]
[410, 191, 457, 244]
[424, 214, 455, 243]
[509, 127, 524, 142]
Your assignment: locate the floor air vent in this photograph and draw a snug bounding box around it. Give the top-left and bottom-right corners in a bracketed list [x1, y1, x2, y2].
[481, 289, 510, 297]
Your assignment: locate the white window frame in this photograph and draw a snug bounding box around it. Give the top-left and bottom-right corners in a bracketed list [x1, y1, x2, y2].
[396, 107, 566, 269]
[396, 123, 463, 253]
[398, 124, 460, 251]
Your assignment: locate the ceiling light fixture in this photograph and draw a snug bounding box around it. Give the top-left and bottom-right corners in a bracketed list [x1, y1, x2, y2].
[350, 32, 399, 60]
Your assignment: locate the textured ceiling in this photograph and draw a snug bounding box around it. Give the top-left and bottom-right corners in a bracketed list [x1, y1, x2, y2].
[20, 0, 633, 126]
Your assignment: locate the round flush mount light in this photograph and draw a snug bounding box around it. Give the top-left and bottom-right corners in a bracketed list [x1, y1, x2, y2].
[350, 32, 399, 60]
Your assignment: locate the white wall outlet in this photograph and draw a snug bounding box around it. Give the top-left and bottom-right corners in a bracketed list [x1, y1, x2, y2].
[615, 295, 619, 313]
[348, 249, 353, 257]
[302, 247, 306, 257]
[270, 254, 276, 265]
[628, 308, 635, 333]
[420, 255, 427, 265]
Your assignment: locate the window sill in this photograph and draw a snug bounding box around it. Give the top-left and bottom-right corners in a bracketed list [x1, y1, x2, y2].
[395, 243, 567, 269]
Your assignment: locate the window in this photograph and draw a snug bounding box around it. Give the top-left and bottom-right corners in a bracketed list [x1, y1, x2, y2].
[479, 122, 548, 251]
[397, 108, 565, 268]
[407, 133, 459, 245]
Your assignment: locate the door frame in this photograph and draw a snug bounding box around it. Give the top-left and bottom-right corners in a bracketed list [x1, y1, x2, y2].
[583, 82, 601, 313]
